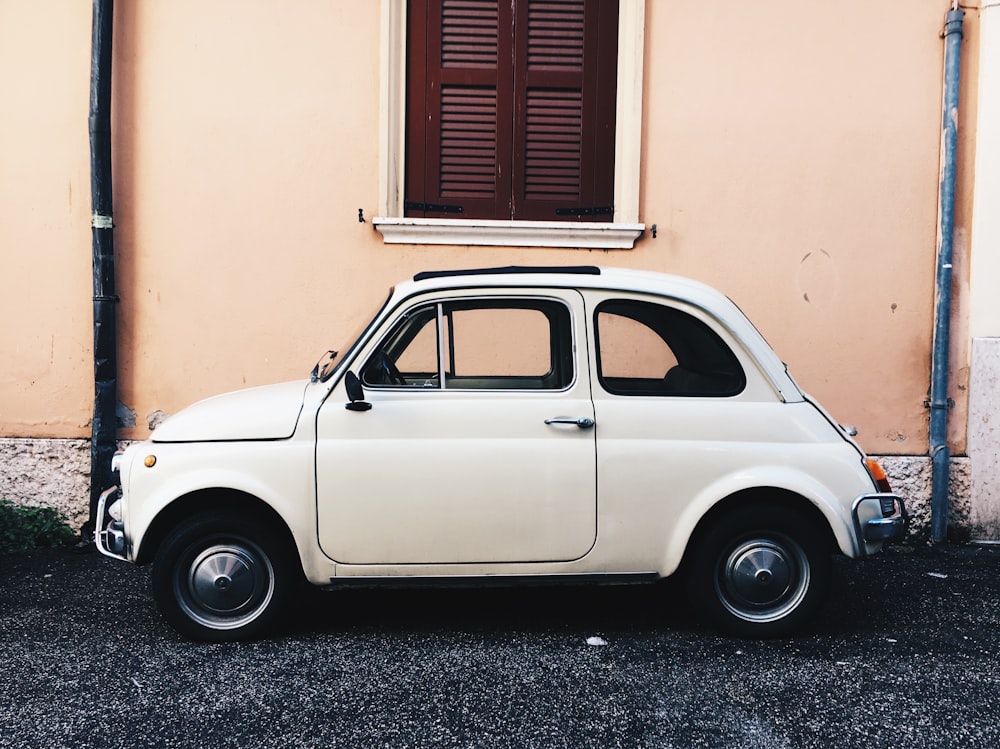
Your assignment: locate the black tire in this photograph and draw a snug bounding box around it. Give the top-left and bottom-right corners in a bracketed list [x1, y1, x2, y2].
[152, 513, 294, 642]
[685, 504, 831, 638]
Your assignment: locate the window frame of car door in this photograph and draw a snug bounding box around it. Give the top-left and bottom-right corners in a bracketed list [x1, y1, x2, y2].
[359, 293, 579, 393]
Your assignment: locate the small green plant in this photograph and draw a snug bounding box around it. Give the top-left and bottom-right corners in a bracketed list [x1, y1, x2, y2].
[0, 499, 78, 553]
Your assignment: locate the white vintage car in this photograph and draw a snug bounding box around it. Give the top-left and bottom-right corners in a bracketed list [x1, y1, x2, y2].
[97, 266, 906, 641]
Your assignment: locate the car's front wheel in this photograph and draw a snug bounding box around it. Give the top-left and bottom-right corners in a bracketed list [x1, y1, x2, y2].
[685, 504, 831, 638]
[152, 513, 294, 642]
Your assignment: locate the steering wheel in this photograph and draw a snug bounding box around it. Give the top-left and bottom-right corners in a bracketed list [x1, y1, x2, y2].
[376, 352, 406, 386]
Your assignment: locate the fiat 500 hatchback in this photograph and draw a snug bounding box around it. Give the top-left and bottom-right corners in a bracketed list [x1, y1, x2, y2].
[96, 266, 906, 641]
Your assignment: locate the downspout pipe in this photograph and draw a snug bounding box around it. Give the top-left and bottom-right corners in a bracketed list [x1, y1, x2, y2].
[87, 0, 117, 536]
[929, 7, 964, 544]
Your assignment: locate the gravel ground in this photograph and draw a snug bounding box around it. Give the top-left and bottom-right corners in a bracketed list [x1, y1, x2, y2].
[1, 544, 998, 748]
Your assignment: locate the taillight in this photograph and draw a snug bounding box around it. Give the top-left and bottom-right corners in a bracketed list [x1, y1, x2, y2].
[865, 458, 893, 494]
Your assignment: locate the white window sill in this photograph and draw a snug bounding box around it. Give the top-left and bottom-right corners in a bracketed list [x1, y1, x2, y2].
[372, 217, 645, 250]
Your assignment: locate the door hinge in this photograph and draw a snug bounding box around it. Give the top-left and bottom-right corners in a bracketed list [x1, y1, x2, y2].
[555, 205, 613, 217]
[405, 201, 465, 214]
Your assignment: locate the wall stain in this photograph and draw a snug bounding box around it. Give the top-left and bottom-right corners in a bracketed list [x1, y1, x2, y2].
[796, 248, 838, 308]
[117, 401, 137, 428]
[147, 410, 169, 430]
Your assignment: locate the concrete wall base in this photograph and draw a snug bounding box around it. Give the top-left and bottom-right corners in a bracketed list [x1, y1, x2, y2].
[877, 455, 973, 543]
[1, 438, 94, 531]
[968, 338, 1000, 540]
[0, 438, 982, 541]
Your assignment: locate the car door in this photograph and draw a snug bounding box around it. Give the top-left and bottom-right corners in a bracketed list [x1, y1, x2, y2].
[315, 289, 596, 566]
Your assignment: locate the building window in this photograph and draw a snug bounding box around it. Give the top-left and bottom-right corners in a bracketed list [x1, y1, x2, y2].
[405, 0, 618, 222]
[375, 0, 645, 248]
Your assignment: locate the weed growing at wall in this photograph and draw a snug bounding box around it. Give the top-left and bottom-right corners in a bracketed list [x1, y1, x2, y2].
[0, 500, 77, 553]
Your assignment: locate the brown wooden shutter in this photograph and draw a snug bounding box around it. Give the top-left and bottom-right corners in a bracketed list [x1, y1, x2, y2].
[407, 0, 512, 219]
[513, 0, 617, 221]
[406, 0, 617, 222]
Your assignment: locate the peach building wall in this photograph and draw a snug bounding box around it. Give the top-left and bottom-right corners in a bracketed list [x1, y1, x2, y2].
[0, 1, 977, 465]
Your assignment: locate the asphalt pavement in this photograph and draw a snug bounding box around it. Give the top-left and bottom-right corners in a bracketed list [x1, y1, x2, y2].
[1, 543, 998, 748]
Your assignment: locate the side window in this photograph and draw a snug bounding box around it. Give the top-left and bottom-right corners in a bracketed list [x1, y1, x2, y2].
[448, 307, 551, 378]
[595, 300, 745, 397]
[363, 299, 573, 390]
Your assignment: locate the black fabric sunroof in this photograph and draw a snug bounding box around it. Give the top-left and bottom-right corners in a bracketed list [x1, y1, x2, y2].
[414, 266, 601, 282]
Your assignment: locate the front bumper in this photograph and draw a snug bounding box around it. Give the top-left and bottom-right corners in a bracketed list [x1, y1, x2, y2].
[94, 485, 128, 561]
[852, 492, 908, 555]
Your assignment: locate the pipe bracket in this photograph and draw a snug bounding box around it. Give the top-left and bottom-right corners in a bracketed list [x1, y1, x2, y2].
[924, 398, 955, 411]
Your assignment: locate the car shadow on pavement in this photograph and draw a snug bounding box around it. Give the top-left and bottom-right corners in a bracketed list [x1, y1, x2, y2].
[283, 577, 705, 639]
[280, 545, 1000, 643]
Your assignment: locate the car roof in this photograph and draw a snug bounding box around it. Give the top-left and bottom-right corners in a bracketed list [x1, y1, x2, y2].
[404, 266, 728, 309]
[393, 266, 803, 402]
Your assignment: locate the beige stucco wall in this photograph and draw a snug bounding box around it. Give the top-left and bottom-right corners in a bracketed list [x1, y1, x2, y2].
[639, 1, 975, 457]
[0, 1, 978, 467]
[0, 1, 94, 438]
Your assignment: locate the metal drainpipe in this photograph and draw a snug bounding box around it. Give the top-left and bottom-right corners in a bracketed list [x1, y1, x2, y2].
[88, 0, 117, 536]
[929, 6, 965, 544]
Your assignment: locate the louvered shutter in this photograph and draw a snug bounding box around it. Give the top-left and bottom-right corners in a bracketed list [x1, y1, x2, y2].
[406, 0, 511, 219]
[513, 0, 617, 221]
[406, 0, 617, 222]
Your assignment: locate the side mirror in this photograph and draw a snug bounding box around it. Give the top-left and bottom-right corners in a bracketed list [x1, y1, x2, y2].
[344, 371, 372, 412]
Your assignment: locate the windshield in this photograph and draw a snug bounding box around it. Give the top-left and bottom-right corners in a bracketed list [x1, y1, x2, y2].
[312, 288, 394, 382]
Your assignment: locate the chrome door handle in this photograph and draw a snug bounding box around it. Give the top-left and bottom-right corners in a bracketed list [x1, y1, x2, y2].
[544, 417, 595, 429]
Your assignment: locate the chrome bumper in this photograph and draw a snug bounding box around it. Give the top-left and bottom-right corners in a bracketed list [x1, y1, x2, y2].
[852, 492, 908, 556]
[95, 485, 128, 560]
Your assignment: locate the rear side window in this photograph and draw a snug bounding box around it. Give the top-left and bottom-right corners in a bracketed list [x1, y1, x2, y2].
[595, 299, 745, 396]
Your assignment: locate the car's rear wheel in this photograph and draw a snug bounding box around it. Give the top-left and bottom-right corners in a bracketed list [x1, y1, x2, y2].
[152, 513, 293, 642]
[685, 504, 831, 638]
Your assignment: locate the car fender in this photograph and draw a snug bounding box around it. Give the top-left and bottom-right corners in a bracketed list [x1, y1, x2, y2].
[659, 464, 862, 577]
[123, 440, 331, 580]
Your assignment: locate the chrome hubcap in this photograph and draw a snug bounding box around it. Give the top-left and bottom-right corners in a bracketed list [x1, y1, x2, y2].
[717, 536, 809, 623]
[178, 542, 274, 630]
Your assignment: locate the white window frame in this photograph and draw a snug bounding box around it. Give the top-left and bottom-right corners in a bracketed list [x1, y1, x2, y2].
[373, 0, 645, 250]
